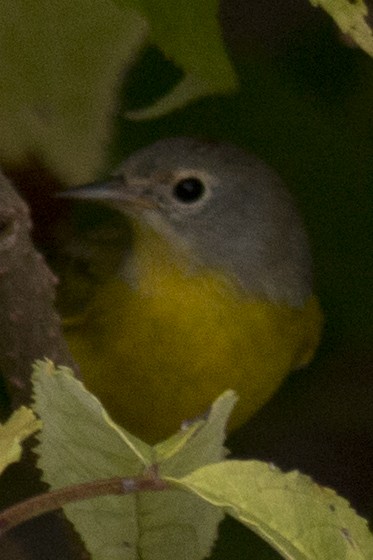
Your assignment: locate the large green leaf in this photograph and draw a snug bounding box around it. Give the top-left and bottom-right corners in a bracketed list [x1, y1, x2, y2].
[32, 360, 236, 560]
[171, 460, 373, 560]
[0, 1, 237, 181]
[0, 1, 147, 183]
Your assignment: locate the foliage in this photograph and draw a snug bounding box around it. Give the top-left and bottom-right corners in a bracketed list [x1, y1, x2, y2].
[0, 0, 236, 183]
[310, 0, 373, 57]
[0, 407, 41, 475]
[26, 360, 373, 559]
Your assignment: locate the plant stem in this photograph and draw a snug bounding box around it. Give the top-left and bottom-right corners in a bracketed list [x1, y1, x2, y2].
[0, 474, 169, 537]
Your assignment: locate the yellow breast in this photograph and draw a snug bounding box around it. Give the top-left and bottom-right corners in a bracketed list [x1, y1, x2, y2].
[64, 224, 322, 443]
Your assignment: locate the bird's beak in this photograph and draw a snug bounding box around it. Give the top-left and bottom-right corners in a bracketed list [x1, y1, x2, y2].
[58, 179, 123, 201]
[58, 179, 156, 209]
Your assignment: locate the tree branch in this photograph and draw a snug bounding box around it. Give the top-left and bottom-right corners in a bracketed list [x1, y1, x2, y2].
[0, 171, 78, 409]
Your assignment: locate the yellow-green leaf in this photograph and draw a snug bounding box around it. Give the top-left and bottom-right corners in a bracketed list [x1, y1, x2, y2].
[31, 360, 234, 560]
[170, 460, 373, 560]
[125, 73, 219, 121]
[0, 407, 41, 475]
[310, 0, 373, 57]
[0, 1, 237, 177]
[117, 0, 238, 119]
[0, 1, 147, 183]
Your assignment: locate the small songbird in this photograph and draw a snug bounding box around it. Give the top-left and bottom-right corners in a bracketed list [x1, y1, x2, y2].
[61, 137, 322, 443]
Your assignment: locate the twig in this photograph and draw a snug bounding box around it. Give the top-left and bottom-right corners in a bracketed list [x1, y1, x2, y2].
[0, 474, 169, 537]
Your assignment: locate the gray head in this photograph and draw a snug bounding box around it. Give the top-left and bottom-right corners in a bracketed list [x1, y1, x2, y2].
[66, 137, 313, 307]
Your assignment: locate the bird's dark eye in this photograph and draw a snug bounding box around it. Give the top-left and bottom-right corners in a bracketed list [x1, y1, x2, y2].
[173, 178, 205, 203]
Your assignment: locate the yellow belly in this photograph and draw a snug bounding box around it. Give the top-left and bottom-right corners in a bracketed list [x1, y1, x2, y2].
[64, 254, 322, 443]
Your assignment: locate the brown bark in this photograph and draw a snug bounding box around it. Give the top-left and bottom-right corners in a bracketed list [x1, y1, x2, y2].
[0, 171, 77, 409]
[0, 171, 83, 559]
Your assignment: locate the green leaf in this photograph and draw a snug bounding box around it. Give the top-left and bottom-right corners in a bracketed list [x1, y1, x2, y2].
[0, 407, 41, 475]
[32, 359, 152, 560]
[0, 1, 147, 182]
[170, 460, 373, 560]
[31, 360, 235, 560]
[155, 390, 236, 471]
[125, 73, 220, 121]
[310, 0, 373, 58]
[116, 0, 238, 119]
[0, 1, 237, 178]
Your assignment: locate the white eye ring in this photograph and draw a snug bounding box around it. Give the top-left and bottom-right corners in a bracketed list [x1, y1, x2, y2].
[168, 168, 213, 213]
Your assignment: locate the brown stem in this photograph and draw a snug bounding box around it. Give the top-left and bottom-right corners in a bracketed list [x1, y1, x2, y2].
[0, 474, 169, 537]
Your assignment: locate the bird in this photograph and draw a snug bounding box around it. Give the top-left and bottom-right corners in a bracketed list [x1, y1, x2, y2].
[59, 137, 322, 444]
